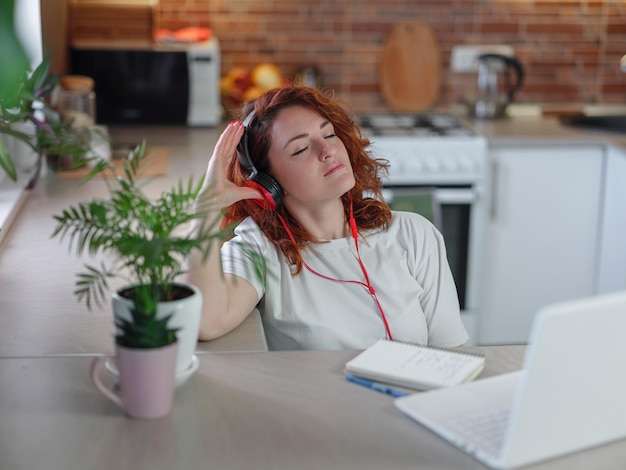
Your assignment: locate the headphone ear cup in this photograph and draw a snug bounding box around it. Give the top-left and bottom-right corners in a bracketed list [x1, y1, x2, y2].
[248, 173, 284, 211]
[237, 110, 284, 210]
[237, 141, 253, 174]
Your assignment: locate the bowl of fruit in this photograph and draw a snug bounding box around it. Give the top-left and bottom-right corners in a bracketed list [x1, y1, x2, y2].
[220, 63, 287, 118]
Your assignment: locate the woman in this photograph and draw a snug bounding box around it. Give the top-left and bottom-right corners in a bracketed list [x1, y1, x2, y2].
[187, 86, 468, 350]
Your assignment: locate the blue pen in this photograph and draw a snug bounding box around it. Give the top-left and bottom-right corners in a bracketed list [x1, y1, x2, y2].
[345, 374, 409, 398]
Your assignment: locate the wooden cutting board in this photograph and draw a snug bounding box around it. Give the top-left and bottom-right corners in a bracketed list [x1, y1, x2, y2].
[379, 22, 441, 113]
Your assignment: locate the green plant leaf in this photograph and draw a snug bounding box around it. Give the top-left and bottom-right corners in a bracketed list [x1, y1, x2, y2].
[115, 307, 178, 349]
[0, 0, 29, 108]
[0, 140, 17, 181]
[81, 159, 110, 184]
[29, 57, 51, 96]
[74, 262, 115, 309]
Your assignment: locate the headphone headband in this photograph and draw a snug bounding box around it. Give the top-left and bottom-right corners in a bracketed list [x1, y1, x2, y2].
[241, 109, 256, 128]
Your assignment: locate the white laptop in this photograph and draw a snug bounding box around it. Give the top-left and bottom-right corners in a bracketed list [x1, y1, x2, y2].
[395, 291, 626, 469]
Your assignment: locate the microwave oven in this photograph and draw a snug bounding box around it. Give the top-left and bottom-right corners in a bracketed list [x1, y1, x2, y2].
[70, 38, 221, 126]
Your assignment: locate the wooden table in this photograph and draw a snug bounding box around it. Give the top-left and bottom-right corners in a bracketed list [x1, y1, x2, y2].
[2, 346, 626, 469]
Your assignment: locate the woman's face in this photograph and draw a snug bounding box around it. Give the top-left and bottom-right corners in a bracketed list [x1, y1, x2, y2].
[266, 105, 355, 209]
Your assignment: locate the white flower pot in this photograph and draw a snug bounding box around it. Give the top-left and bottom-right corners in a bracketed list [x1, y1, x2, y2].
[112, 283, 202, 387]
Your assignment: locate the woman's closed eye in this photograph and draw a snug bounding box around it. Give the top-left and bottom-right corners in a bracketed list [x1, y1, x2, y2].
[291, 133, 336, 156]
[291, 146, 308, 156]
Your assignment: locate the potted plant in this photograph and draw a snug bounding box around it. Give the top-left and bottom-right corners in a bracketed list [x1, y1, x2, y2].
[1, 0, 91, 188]
[0, 56, 91, 189]
[52, 139, 231, 417]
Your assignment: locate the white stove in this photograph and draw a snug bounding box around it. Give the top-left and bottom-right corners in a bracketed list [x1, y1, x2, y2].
[360, 112, 477, 138]
[359, 112, 488, 345]
[360, 112, 487, 186]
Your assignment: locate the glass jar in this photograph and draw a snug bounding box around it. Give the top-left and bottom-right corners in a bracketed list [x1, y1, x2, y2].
[57, 75, 96, 127]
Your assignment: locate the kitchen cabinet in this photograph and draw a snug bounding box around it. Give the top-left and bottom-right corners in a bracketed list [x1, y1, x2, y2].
[479, 143, 604, 345]
[596, 144, 626, 293]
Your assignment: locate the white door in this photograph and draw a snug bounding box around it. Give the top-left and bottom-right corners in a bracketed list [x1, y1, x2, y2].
[479, 144, 604, 344]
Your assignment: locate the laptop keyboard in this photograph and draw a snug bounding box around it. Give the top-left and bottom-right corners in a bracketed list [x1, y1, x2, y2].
[450, 407, 511, 456]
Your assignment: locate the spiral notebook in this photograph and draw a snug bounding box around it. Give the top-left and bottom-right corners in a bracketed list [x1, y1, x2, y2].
[345, 340, 485, 391]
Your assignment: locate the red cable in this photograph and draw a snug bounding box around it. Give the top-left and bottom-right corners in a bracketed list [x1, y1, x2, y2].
[276, 209, 393, 340]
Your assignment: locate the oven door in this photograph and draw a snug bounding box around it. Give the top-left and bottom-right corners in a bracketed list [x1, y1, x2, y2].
[382, 186, 480, 313]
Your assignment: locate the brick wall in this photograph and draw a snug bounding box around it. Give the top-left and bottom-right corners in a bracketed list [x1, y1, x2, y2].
[157, 0, 626, 113]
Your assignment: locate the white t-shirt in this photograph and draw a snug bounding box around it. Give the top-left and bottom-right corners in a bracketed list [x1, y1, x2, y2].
[221, 211, 468, 350]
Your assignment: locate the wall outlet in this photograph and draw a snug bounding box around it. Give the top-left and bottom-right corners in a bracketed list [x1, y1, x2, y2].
[450, 45, 515, 72]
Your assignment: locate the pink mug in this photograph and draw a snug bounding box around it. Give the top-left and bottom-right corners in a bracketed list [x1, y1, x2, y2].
[90, 342, 178, 420]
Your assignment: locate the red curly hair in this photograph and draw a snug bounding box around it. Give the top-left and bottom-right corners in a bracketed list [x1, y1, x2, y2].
[223, 85, 392, 274]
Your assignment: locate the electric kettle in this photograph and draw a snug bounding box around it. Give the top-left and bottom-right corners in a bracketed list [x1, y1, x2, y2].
[471, 53, 524, 119]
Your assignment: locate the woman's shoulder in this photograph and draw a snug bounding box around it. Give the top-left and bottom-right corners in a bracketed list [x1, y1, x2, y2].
[234, 216, 262, 232]
[223, 216, 280, 264]
[363, 210, 434, 239]
[389, 210, 436, 231]
[229, 216, 267, 245]
[381, 210, 441, 243]
[358, 210, 423, 239]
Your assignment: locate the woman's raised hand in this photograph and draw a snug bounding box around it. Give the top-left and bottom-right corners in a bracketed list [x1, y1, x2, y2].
[198, 121, 263, 210]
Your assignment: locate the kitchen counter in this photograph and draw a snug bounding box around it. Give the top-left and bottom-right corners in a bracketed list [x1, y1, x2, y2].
[461, 112, 626, 148]
[0, 125, 268, 357]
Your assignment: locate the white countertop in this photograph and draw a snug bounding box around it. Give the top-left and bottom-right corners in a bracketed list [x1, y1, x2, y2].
[457, 107, 626, 148]
[472, 116, 626, 147]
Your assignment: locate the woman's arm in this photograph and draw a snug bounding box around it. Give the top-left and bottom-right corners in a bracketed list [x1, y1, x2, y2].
[185, 121, 263, 341]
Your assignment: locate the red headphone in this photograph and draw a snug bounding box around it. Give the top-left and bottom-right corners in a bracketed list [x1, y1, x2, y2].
[277, 201, 393, 340]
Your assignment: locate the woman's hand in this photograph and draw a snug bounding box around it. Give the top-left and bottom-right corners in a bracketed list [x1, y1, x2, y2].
[197, 121, 263, 210]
